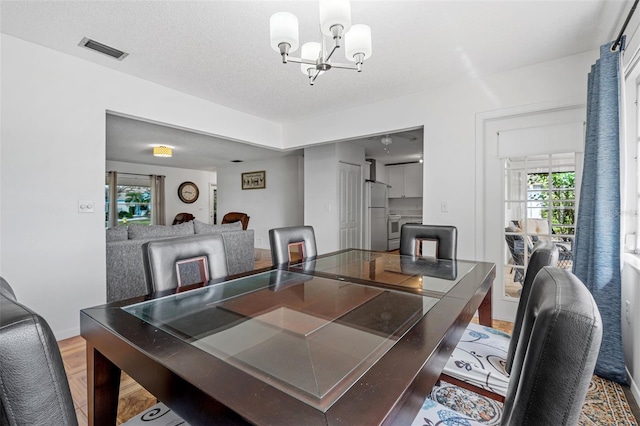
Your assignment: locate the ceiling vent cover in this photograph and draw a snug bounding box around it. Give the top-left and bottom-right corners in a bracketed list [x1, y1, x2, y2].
[78, 37, 129, 61]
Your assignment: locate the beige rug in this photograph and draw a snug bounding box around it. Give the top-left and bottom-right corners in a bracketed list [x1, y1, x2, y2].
[430, 375, 638, 425]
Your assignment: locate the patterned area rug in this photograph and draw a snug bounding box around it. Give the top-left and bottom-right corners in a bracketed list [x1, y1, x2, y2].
[430, 376, 637, 425]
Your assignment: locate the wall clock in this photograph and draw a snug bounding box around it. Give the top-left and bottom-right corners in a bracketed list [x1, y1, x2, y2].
[178, 181, 199, 204]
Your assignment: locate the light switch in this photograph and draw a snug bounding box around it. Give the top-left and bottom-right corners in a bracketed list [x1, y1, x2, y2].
[78, 200, 95, 213]
[441, 201, 449, 213]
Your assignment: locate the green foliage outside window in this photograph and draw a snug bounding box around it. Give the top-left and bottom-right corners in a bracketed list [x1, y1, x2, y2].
[528, 172, 575, 236]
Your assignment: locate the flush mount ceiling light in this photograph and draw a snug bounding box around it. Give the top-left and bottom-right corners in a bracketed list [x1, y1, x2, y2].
[153, 146, 173, 158]
[270, 0, 372, 85]
[381, 135, 392, 146]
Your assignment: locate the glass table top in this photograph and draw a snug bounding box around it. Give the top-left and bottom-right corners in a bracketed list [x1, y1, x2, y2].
[123, 269, 439, 411]
[291, 250, 477, 296]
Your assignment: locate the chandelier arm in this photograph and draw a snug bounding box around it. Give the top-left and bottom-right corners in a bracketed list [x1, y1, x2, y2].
[327, 62, 359, 70]
[284, 57, 316, 65]
[325, 42, 340, 63]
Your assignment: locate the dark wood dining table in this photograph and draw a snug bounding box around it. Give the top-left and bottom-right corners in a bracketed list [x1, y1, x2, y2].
[81, 249, 495, 426]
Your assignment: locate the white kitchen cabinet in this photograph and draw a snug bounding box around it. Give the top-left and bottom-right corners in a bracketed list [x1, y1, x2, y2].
[386, 163, 423, 198]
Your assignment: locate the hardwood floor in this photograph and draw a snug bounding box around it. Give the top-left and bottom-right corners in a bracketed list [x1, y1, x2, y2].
[58, 249, 511, 425]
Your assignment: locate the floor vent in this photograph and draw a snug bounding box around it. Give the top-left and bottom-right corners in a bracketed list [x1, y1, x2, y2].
[78, 37, 129, 61]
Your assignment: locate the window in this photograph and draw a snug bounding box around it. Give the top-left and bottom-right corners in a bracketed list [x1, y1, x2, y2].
[503, 154, 577, 298]
[105, 173, 153, 227]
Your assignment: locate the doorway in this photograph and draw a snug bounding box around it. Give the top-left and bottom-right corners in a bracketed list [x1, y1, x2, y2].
[478, 103, 585, 321]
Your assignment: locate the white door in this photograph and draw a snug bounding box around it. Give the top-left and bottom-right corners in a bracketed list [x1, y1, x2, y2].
[480, 104, 585, 322]
[339, 162, 361, 249]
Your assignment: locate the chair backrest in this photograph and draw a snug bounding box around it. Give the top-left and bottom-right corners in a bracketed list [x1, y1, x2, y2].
[142, 234, 229, 293]
[399, 224, 457, 260]
[505, 239, 559, 373]
[502, 267, 602, 426]
[221, 212, 250, 230]
[0, 278, 78, 426]
[269, 226, 318, 266]
[172, 212, 195, 225]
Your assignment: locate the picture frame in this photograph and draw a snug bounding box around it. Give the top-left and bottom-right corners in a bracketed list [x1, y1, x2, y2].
[242, 171, 266, 190]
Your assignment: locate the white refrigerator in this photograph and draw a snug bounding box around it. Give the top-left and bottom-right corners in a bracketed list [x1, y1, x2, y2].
[364, 181, 389, 251]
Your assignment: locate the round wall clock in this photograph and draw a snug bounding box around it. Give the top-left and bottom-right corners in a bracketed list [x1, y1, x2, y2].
[178, 181, 199, 204]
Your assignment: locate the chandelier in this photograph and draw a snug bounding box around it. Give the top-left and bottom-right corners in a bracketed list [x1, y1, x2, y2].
[270, 0, 372, 85]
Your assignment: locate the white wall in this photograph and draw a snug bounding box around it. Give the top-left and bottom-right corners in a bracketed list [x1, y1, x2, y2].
[0, 34, 281, 338]
[106, 161, 215, 224]
[217, 156, 304, 249]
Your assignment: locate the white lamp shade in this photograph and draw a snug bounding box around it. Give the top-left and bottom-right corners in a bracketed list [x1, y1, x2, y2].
[300, 42, 321, 75]
[345, 24, 372, 60]
[270, 12, 299, 53]
[319, 0, 351, 36]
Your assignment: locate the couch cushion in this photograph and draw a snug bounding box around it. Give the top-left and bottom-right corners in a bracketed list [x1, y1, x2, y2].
[128, 222, 195, 240]
[105, 226, 128, 242]
[193, 220, 242, 234]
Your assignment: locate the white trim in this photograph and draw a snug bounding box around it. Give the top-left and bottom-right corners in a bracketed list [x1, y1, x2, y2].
[475, 98, 587, 322]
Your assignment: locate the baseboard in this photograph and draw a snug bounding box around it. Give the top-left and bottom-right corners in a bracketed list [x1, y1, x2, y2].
[55, 326, 80, 341]
[627, 366, 640, 409]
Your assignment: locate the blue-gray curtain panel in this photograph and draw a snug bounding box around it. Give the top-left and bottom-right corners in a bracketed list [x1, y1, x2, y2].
[573, 41, 626, 384]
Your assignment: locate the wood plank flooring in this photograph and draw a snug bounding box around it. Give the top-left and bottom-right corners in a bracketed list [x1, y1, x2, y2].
[57, 249, 514, 425]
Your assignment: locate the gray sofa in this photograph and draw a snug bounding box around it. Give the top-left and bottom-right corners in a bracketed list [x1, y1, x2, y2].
[106, 220, 255, 302]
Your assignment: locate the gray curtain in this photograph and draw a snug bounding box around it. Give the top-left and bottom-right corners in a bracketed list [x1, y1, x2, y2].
[573, 41, 626, 384]
[151, 175, 166, 225]
[107, 171, 118, 228]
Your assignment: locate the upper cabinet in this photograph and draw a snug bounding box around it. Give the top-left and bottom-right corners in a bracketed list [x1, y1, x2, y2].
[386, 163, 423, 198]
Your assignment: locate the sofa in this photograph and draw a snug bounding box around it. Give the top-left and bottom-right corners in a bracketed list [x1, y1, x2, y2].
[106, 220, 255, 302]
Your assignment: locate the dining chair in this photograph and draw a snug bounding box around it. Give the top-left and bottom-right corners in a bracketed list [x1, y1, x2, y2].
[221, 211, 250, 230]
[412, 267, 602, 426]
[142, 233, 229, 293]
[0, 277, 187, 426]
[172, 212, 195, 225]
[268, 225, 317, 266]
[441, 239, 559, 401]
[399, 224, 457, 260]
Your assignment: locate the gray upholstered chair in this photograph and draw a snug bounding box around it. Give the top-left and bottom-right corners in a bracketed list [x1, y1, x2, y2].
[399, 224, 457, 260]
[269, 226, 317, 266]
[142, 233, 229, 293]
[441, 239, 559, 401]
[0, 277, 77, 425]
[0, 277, 186, 426]
[413, 267, 602, 426]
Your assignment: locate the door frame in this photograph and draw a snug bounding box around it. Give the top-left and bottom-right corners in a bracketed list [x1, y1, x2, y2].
[474, 98, 586, 321]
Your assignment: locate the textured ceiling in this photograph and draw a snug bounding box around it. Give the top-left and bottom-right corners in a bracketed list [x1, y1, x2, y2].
[1, 1, 628, 169]
[0, 1, 627, 123]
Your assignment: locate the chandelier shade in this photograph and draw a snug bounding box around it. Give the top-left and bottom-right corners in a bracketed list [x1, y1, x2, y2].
[270, 12, 299, 53]
[345, 24, 372, 61]
[301, 42, 321, 75]
[319, 0, 352, 37]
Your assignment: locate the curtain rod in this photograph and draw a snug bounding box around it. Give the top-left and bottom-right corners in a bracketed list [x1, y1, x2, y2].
[107, 171, 166, 178]
[611, 0, 639, 52]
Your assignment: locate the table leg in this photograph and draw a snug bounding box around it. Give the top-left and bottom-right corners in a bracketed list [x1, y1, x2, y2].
[478, 286, 493, 327]
[86, 343, 121, 426]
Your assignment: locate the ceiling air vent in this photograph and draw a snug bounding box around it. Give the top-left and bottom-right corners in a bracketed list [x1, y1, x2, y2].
[78, 37, 129, 61]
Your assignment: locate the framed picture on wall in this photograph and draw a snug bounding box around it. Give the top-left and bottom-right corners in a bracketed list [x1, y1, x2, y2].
[242, 171, 266, 190]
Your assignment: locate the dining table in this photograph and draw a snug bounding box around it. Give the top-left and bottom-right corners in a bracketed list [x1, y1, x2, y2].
[80, 249, 495, 426]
